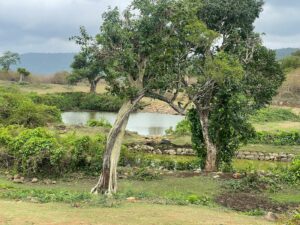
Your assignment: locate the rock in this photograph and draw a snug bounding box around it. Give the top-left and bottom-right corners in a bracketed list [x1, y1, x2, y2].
[13, 178, 24, 183]
[31, 178, 38, 183]
[126, 197, 137, 203]
[232, 173, 241, 179]
[30, 197, 39, 203]
[51, 181, 57, 184]
[6, 175, 13, 180]
[13, 174, 20, 180]
[265, 212, 278, 221]
[213, 175, 220, 179]
[194, 169, 201, 174]
[160, 139, 171, 145]
[43, 179, 51, 185]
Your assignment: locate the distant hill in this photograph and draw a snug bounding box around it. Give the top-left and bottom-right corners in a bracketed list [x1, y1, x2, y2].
[275, 48, 299, 60]
[9, 49, 298, 75]
[12, 53, 76, 75]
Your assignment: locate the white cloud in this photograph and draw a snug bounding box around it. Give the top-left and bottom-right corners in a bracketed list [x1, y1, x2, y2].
[0, 0, 299, 53]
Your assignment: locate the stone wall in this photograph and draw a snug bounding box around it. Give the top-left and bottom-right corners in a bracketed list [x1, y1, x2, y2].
[236, 151, 295, 162]
[128, 144, 295, 162]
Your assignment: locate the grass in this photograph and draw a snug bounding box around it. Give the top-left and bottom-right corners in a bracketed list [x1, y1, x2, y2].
[0, 173, 276, 225]
[0, 80, 107, 94]
[253, 121, 300, 133]
[240, 144, 300, 155]
[232, 159, 289, 172]
[269, 184, 300, 204]
[0, 200, 274, 225]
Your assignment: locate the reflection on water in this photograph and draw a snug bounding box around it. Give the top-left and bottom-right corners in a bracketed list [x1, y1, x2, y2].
[62, 111, 184, 136]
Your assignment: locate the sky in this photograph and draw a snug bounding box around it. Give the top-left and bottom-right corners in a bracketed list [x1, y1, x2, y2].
[0, 0, 299, 54]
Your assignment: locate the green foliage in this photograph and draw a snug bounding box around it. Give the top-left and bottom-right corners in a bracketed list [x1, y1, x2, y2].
[120, 148, 201, 171]
[4, 128, 64, 175]
[281, 51, 300, 72]
[69, 26, 104, 93]
[290, 157, 300, 180]
[87, 118, 112, 128]
[225, 173, 282, 193]
[250, 108, 300, 123]
[165, 119, 191, 135]
[30, 92, 123, 112]
[0, 187, 92, 204]
[0, 126, 107, 175]
[0, 88, 61, 127]
[0, 51, 20, 71]
[251, 131, 300, 145]
[129, 168, 161, 181]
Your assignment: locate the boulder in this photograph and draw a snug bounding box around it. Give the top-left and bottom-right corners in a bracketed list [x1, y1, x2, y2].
[31, 178, 38, 183]
[265, 212, 278, 222]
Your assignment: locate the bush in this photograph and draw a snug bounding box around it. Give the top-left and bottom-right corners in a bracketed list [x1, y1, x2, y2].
[250, 107, 300, 123]
[165, 119, 191, 135]
[8, 128, 65, 175]
[30, 92, 123, 112]
[0, 126, 106, 175]
[87, 118, 112, 128]
[251, 131, 300, 145]
[0, 88, 61, 127]
[290, 157, 300, 180]
[129, 168, 161, 181]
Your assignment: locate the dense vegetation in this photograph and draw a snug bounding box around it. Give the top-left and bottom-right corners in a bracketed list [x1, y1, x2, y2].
[0, 88, 61, 127]
[30, 92, 123, 112]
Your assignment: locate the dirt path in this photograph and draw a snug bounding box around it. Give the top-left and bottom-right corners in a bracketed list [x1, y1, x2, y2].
[0, 200, 274, 225]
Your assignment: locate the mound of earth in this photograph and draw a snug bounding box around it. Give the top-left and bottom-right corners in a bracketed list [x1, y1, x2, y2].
[216, 192, 291, 213]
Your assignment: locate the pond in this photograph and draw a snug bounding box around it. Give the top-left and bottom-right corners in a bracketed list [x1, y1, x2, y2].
[62, 111, 184, 136]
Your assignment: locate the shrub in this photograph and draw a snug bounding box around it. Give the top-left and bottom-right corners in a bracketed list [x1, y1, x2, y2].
[8, 128, 65, 175]
[251, 131, 300, 145]
[290, 157, 300, 180]
[129, 168, 161, 181]
[87, 118, 112, 128]
[30, 92, 123, 112]
[0, 88, 61, 127]
[250, 107, 300, 123]
[165, 119, 191, 135]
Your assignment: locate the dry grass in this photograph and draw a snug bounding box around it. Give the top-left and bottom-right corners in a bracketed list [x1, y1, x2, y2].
[0, 80, 107, 94]
[0, 200, 274, 225]
[253, 121, 300, 133]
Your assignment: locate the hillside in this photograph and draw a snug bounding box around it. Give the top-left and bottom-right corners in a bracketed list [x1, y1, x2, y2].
[275, 48, 300, 60]
[12, 53, 76, 75]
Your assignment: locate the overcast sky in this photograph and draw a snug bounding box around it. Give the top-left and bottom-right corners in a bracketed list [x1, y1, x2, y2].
[0, 0, 299, 54]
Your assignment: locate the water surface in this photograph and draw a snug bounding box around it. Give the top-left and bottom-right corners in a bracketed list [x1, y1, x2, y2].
[62, 111, 184, 136]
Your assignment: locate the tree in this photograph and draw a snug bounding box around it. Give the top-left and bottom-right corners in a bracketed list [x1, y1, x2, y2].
[149, 0, 284, 171]
[69, 26, 105, 93]
[91, 0, 178, 195]
[17, 67, 30, 83]
[0, 51, 20, 71]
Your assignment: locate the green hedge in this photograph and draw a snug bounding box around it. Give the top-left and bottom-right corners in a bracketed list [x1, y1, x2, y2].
[250, 131, 300, 145]
[29, 92, 123, 112]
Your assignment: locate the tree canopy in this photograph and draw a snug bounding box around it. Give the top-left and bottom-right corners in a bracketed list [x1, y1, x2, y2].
[0, 51, 20, 71]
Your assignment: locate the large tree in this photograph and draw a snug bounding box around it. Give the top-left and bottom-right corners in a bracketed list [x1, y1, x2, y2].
[69, 26, 105, 93]
[149, 0, 284, 171]
[0, 51, 20, 71]
[91, 0, 179, 194]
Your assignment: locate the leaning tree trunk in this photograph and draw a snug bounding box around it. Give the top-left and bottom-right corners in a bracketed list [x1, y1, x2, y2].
[90, 80, 97, 93]
[91, 93, 144, 195]
[197, 107, 218, 172]
[19, 74, 24, 83]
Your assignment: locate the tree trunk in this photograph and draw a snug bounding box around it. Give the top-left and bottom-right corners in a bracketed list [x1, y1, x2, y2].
[90, 80, 97, 93]
[197, 107, 218, 172]
[91, 93, 144, 195]
[19, 74, 24, 83]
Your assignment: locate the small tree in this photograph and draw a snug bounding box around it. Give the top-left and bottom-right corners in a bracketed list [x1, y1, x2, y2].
[17, 67, 30, 83]
[0, 51, 20, 71]
[69, 26, 105, 93]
